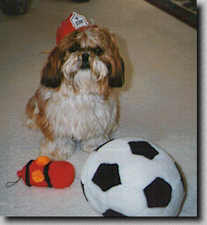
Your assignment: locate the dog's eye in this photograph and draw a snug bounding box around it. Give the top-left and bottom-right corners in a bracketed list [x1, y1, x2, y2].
[93, 47, 104, 56]
[69, 43, 81, 53]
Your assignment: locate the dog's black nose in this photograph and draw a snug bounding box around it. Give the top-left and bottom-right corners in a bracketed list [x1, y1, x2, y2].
[81, 53, 90, 69]
[82, 53, 89, 62]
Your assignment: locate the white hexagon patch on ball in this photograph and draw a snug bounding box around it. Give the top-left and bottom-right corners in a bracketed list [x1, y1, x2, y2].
[81, 137, 185, 217]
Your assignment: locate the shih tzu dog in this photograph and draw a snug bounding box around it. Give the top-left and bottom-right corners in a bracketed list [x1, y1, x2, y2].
[25, 12, 124, 160]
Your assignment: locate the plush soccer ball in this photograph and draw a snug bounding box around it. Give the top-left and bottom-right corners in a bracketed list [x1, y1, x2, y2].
[81, 137, 185, 217]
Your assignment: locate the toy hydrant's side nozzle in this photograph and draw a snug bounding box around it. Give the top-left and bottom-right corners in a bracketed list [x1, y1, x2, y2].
[35, 156, 51, 166]
[17, 170, 23, 178]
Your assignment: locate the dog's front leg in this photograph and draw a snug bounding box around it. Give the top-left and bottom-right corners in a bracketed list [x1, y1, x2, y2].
[40, 137, 75, 160]
[81, 135, 110, 153]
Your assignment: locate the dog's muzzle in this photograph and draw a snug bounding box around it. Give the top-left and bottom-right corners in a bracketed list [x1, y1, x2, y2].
[81, 53, 90, 70]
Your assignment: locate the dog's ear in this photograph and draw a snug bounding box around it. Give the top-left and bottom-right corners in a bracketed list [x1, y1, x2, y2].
[109, 57, 125, 87]
[41, 47, 64, 88]
[108, 34, 125, 88]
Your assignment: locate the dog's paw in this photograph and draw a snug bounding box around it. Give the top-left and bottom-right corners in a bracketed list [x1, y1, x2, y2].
[40, 138, 75, 160]
[81, 136, 109, 153]
[25, 118, 39, 130]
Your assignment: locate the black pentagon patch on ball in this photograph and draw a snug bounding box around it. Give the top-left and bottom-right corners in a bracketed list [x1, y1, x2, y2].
[94, 139, 114, 151]
[103, 209, 127, 217]
[128, 141, 159, 160]
[92, 163, 121, 192]
[80, 181, 88, 202]
[144, 177, 172, 208]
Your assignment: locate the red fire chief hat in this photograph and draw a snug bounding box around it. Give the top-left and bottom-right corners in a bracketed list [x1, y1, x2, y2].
[56, 12, 96, 45]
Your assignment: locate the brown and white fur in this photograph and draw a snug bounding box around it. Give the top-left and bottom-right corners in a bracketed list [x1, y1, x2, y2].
[25, 25, 124, 160]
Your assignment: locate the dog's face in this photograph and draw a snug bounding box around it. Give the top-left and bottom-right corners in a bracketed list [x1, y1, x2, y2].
[41, 26, 124, 94]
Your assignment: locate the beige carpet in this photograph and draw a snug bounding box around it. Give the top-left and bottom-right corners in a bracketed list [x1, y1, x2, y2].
[0, 0, 197, 217]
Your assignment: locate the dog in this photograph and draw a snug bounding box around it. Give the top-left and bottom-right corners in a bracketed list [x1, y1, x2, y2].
[25, 22, 124, 160]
